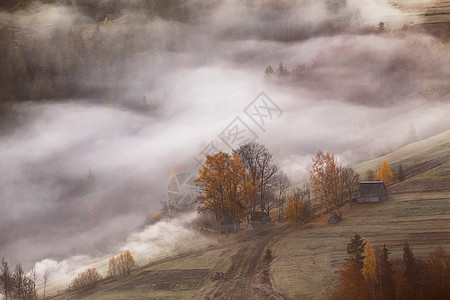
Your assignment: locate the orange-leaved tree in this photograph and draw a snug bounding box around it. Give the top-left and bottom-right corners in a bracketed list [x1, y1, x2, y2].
[107, 250, 136, 277]
[332, 260, 370, 300]
[285, 194, 304, 227]
[310, 151, 341, 212]
[108, 250, 136, 277]
[195, 152, 254, 240]
[375, 161, 393, 185]
[375, 169, 383, 181]
[118, 250, 136, 276]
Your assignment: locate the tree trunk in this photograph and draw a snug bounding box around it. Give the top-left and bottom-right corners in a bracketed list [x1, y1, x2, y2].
[260, 193, 264, 212]
[278, 197, 281, 219]
[216, 218, 221, 241]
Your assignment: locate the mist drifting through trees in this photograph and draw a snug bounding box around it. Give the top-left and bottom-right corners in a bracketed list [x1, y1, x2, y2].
[0, 0, 448, 289]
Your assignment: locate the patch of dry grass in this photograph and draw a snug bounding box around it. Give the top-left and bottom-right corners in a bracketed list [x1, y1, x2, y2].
[270, 188, 450, 299]
[82, 289, 196, 299]
[149, 247, 233, 272]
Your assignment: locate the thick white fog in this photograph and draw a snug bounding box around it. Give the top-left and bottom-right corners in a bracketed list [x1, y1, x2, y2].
[0, 0, 448, 286]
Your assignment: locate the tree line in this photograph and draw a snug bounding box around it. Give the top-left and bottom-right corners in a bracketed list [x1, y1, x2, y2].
[281, 151, 361, 227]
[194, 143, 364, 237]
[0, 258, 38, 300]
[0, 0, 212, 109]
[194, 142, 412, 238]
[332, 234, 450, 300]
[194, 142, 287, 240]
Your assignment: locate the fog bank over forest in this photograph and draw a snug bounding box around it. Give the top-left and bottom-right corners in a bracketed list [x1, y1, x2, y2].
[0, 0, 448, 280]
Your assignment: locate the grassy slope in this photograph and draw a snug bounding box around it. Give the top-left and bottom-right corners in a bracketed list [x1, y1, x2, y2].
[355, 129, 449, 176]
[270, 133, 450, 300]
[49, 238, 239, 299]
[410, 160, 450, 181]
[48, 128, 449, 299]
[54, 131, 449, 300]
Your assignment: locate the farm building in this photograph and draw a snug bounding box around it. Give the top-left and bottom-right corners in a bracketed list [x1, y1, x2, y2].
[328, 214, 342, 224]
[213, 216, 242, 233]
[357, 181, 388, 203]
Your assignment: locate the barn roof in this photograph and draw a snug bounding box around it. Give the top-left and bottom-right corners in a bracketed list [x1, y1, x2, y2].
[358, 181, 387, 196]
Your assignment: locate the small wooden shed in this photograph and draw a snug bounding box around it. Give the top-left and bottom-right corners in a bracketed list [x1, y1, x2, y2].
[251, 212, 271, 227]
[357, 181, 387, 203]
[328, 214, 342, 224]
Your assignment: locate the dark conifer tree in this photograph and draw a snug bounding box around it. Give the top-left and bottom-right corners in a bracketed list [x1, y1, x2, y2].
[403, 241, 421, 299]
[398, 164, 405, 182]
[378, 244, 395, 300]
[346, 233, 366, 269]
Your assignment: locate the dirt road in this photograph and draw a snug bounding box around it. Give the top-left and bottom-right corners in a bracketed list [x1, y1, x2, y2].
[199, 225, 291, 300]
[50, 224, 291, 300]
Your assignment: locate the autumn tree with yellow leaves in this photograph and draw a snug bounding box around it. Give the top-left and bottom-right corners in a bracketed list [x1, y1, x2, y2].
[195, 152, 254, 240]
[285, 194, 305, 226]
[362, 242, 378, 299]
[374, 161, 393, 185]
[107, 250, 136, 277]
[310, 151, 341, 212]
[117, 250, 136, 276]
[362, 242, 377, 282]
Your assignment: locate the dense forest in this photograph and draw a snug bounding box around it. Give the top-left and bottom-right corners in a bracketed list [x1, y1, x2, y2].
[2, 0, 447, 111]
[0, 1, 209, 104]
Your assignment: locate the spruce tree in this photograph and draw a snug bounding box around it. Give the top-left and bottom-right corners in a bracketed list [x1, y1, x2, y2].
[277, 62, 288, 76]
[346, 233, 366, 268]
[398, 164, 405, 182]
[403, 241, 418, 280]
[403, 241, 420, 298]
[378, 244, 395, 300]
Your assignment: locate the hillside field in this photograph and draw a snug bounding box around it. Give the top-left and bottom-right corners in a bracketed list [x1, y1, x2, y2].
[270, 167, 450, 299]
[270, 134, 450, 299]
[49, 129, 450, 299]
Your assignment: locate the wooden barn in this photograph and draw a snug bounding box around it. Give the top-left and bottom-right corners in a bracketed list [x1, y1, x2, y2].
[357, 181, 388, 203]
[213, 215, 242, 233]
[251, 212, 271, 227]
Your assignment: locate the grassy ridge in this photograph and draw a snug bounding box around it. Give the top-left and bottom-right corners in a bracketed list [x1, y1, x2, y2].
[356, 129, 450, 177]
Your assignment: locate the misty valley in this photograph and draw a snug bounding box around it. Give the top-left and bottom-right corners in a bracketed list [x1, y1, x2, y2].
[0, 1, 449, 299]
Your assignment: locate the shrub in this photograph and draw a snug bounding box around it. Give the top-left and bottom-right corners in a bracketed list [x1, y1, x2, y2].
[265, 248, 273, 260]
[71, 268, 102, 291]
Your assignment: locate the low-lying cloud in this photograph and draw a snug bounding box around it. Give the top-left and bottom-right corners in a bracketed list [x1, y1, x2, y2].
[0, 0, 448, 284]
